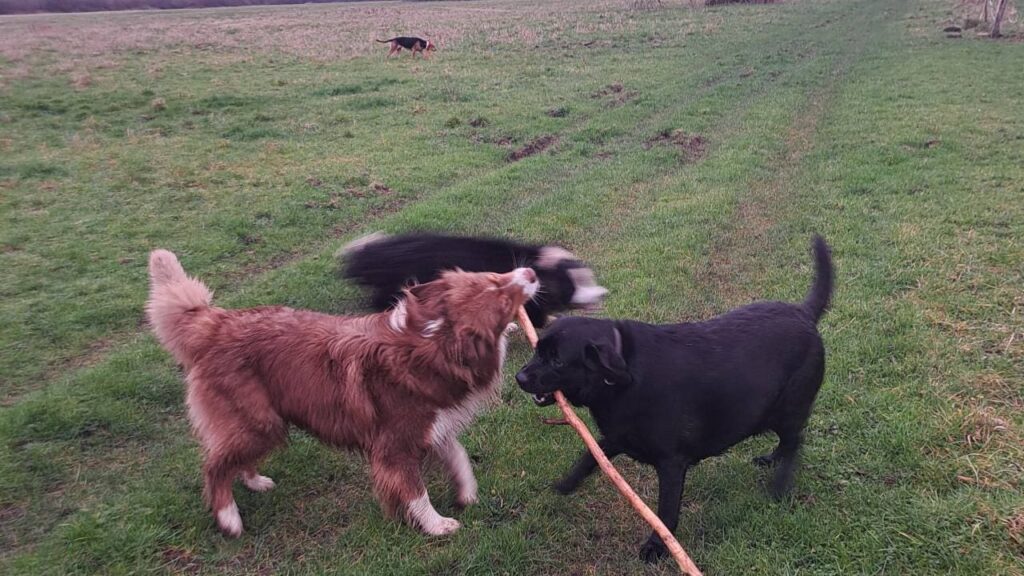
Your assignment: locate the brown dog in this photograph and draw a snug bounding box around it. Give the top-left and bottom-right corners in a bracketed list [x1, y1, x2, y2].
[146, 250, 537, 537]
[376, 36, 436, 58]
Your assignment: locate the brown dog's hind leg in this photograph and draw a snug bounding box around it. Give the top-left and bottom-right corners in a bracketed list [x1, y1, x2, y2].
[190, 373, 284, 537]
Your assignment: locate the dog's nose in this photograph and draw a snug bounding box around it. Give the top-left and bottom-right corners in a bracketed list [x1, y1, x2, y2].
[515, 371, 530, 388]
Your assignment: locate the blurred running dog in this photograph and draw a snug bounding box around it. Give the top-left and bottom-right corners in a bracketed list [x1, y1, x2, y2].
[146, 249, 537, 538]
[376, 36, 436, 58]
[340, 232, 607, 328]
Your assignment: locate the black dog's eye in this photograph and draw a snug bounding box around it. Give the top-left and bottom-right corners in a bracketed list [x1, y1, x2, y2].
[550, 357, 564, 369]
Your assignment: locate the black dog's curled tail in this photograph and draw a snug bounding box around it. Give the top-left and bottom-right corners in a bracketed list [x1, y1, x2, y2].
[803, 235, 833, 323]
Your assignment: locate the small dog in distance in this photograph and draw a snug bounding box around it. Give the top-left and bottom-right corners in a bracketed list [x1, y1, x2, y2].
[376, 36, 436, 58]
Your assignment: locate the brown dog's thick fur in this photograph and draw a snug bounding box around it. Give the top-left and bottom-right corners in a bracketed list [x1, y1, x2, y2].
[146, 249, 537, 537]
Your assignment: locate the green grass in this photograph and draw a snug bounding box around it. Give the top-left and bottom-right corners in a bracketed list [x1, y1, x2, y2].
[1, 0, 1022, 573]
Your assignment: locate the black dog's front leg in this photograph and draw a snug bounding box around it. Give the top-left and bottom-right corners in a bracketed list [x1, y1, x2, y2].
[639, 458, 690, 563]
[553, 438, 621, 495]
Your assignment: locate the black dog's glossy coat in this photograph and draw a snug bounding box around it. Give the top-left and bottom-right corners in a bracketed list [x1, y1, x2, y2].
[340, 232, 606, 328]
[516, 236, 833, 563]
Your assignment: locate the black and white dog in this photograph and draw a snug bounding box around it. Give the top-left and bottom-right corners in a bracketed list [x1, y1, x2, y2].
[516, 236, 833, 563]
[340, 232, 607, 328]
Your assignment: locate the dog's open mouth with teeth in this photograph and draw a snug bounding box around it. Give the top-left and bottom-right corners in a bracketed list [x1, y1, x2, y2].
[531, 393, 556, 406]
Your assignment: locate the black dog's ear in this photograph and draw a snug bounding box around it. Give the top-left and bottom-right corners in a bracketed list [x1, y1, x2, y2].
[583, 328, 630, 386]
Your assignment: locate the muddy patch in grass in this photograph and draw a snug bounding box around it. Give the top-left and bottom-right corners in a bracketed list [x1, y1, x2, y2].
[508, 135, 558, 162]
[472, 132, 513, 147]
[305, 182, 393, 209]
[591, 82, 639, 108]
[644, 129, 708, 162]
[1008, 510, 1024, 552]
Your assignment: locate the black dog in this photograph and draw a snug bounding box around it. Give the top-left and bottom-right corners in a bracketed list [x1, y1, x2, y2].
[339, 232, 607, 328]
[516, 236, 833, 563]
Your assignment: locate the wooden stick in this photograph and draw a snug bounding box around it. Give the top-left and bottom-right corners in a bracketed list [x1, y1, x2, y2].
[515, 307, 703, 576]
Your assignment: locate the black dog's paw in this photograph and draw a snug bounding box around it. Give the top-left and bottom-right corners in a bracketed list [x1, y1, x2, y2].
[769, 478, 794, 501]
[552, 478, 579, 495]
[752, 454, 775, 468]
[638, 538, 668, 564]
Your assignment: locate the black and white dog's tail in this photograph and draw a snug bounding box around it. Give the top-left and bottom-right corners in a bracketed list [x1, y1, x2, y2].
[340, 231, 388, 257]
[802, 235, 833, 323]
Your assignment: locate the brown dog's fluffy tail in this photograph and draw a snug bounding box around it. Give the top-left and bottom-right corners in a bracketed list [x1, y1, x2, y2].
[147, 250, 213, 367]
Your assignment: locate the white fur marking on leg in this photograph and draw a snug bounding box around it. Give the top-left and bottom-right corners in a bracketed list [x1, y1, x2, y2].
[242, 471, 276, 492]
[437, 439, 478, 506]
[216, 501, 243, 537]
[568, 268, 607, 307]
[407, 492, 460, 535]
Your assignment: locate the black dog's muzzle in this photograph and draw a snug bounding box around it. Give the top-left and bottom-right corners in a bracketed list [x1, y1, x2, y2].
[515, 370, 557, 406]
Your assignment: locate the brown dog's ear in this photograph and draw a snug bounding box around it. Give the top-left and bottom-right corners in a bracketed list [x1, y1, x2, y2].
[402, 280, 447, 331]
[454, 327, 494, 366]
[405, 279, 445, 304]
[583, 329, 630, 386]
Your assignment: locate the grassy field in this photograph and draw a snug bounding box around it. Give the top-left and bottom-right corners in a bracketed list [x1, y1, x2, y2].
[1, 0, 1022, 573]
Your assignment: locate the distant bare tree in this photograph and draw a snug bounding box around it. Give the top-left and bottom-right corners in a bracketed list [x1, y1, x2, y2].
[991, 0, 1011, 37]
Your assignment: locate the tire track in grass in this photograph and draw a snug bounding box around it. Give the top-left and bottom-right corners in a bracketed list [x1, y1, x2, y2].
[693, 0, 900, 313]
[493, 6, 907, 575]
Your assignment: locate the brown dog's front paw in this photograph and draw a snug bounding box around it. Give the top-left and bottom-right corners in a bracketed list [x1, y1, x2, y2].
[454, 493, 478, 510]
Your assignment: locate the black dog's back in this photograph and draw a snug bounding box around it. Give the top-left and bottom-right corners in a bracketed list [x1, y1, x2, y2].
[618, 300, 825, 458]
